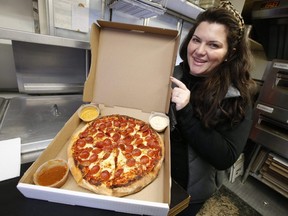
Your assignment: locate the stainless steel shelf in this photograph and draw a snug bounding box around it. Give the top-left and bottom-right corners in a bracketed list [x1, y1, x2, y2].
[0, 27, 90, 50]
[166, 0, 204, 21]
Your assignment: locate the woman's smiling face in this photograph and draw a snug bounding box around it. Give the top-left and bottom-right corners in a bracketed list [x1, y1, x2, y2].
[187, 21, 229, 76]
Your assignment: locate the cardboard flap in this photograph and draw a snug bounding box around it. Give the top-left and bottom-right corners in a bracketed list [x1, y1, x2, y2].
[83, 24, 99, 102]
[83, 21, 179, 114]
[96, 20, 179, 37]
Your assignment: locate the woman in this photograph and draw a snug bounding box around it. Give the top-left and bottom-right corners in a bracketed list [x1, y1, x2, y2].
[169, 1, 257, 215]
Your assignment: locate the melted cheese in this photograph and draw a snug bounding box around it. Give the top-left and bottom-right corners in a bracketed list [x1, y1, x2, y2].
[118, 152, 133, 173]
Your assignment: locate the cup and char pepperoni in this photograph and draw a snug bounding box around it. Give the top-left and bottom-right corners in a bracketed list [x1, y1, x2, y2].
[67, 114, 164, 197]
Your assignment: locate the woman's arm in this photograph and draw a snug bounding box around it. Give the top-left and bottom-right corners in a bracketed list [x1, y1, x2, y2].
[176, 103, 253, 170]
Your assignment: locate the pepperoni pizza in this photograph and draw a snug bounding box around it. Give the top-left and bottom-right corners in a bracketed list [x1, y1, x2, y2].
[67, 114, 165, 197]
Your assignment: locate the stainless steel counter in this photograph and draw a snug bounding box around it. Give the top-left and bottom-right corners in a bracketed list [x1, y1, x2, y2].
[0, 94, 83, 163]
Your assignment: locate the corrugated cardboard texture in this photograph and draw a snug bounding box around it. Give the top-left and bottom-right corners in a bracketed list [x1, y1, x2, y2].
[84, 21, 179, 114]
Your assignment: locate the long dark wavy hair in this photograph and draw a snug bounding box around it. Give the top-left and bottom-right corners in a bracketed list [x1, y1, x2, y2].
[179, 7, 256, 128]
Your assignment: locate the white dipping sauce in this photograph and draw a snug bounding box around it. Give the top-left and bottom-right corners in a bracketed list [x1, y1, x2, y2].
[150, 115, 168, 131]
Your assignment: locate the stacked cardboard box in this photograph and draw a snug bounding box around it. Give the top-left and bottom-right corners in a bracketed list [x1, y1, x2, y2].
[260, 153, 288, 198]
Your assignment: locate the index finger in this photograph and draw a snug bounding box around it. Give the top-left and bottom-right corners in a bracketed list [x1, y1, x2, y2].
[170, 76, 188, 90]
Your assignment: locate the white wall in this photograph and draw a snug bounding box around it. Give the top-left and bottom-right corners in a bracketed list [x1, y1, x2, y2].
[0, 0, 34, 32]
[230, 0, 245, 13]
[0, 0, 35, 91]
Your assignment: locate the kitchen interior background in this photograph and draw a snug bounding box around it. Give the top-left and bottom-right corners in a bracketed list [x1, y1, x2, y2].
[0, 0, 267, 93]
[1, 2, 288, 215]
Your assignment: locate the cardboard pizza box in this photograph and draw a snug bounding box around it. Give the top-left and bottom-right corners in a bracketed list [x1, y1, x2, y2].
[17, 20, 180, 216]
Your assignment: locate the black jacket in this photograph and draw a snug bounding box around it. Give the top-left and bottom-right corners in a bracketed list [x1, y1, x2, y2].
[170, 64, 253, 203]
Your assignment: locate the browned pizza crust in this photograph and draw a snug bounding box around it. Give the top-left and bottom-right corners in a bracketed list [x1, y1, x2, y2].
[112, 160, 163, 197]
[67, 123, 89, 183]
[67, 114, 165, 197]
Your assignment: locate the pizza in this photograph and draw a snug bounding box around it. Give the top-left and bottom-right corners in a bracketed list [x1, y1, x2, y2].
[67, 114, 165, 197]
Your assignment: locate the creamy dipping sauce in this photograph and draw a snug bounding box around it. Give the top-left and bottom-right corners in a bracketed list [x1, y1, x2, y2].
[150, 116, 168, 131]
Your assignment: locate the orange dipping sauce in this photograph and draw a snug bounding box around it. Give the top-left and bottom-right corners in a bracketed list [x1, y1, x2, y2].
[37, 165, 67, 186]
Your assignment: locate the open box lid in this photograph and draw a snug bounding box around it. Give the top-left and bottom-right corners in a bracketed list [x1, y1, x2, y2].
[83, 20, 179, 114]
